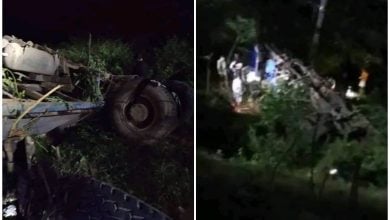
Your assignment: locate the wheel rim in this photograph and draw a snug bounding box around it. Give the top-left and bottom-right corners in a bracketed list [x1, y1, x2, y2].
[129, 103, 149, 122]
[124, 97, 155, 129]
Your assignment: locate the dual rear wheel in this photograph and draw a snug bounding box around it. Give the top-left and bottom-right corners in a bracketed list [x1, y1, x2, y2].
[111, 79, 192, 145]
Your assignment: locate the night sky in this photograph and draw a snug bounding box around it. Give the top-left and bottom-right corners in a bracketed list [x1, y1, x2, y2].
[4, 0, 193, 47]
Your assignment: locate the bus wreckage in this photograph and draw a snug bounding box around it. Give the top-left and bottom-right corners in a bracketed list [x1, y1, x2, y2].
[2, 35, 192, 219]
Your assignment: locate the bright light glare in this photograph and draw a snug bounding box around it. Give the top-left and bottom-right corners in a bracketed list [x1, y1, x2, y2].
[3, 205, 17, 217]
[329, 168, 338, 175]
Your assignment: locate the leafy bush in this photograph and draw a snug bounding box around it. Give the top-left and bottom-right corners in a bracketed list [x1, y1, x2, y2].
[246, 84, 315, 169]
[59, 38, 133, 101]
[316, 133, 386, 187]
[355, 93, 387, 186]
[242, 83, 387, 187]
[154, 37, 193, 83]
[60, 38, 133, 74]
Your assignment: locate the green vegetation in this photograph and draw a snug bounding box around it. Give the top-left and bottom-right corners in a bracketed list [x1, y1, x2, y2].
[245, 85, 313, 169]
[197, 86, 386, 218]
[224, 16, 256, 62]
[154, 37, 194, 83]
[59, 38, 134, 101]
[59, 37, 193, 100]
[197, 1, 386, 217]
[3, 68, 25, 99]
[198, 151, 386, 220]
[28, 36, 194, 217]
[34, 115, 193, 215]
[60, 38, 133, 74]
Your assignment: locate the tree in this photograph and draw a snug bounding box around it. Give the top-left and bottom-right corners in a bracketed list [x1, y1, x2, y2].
[225, 16, 257, 63]
[309, 0, 329, 62]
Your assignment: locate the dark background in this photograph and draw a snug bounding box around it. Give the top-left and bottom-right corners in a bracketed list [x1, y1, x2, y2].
[4, 0, 193, 49]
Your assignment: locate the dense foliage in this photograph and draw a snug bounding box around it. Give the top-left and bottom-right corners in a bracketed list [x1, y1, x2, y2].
[60, 38, 133, 74]
[244, 85, 387, 188]
[58, 38, 133, 101]
[197, 86, 387, 218]
[154, 37, 194, 83]
[58, 36, 193, 101]
[246, 84, 314, 169]
[60, 37, 193, 82]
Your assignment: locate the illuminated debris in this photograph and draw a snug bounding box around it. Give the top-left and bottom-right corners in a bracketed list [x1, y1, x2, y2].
[3, 205, 17, 217]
